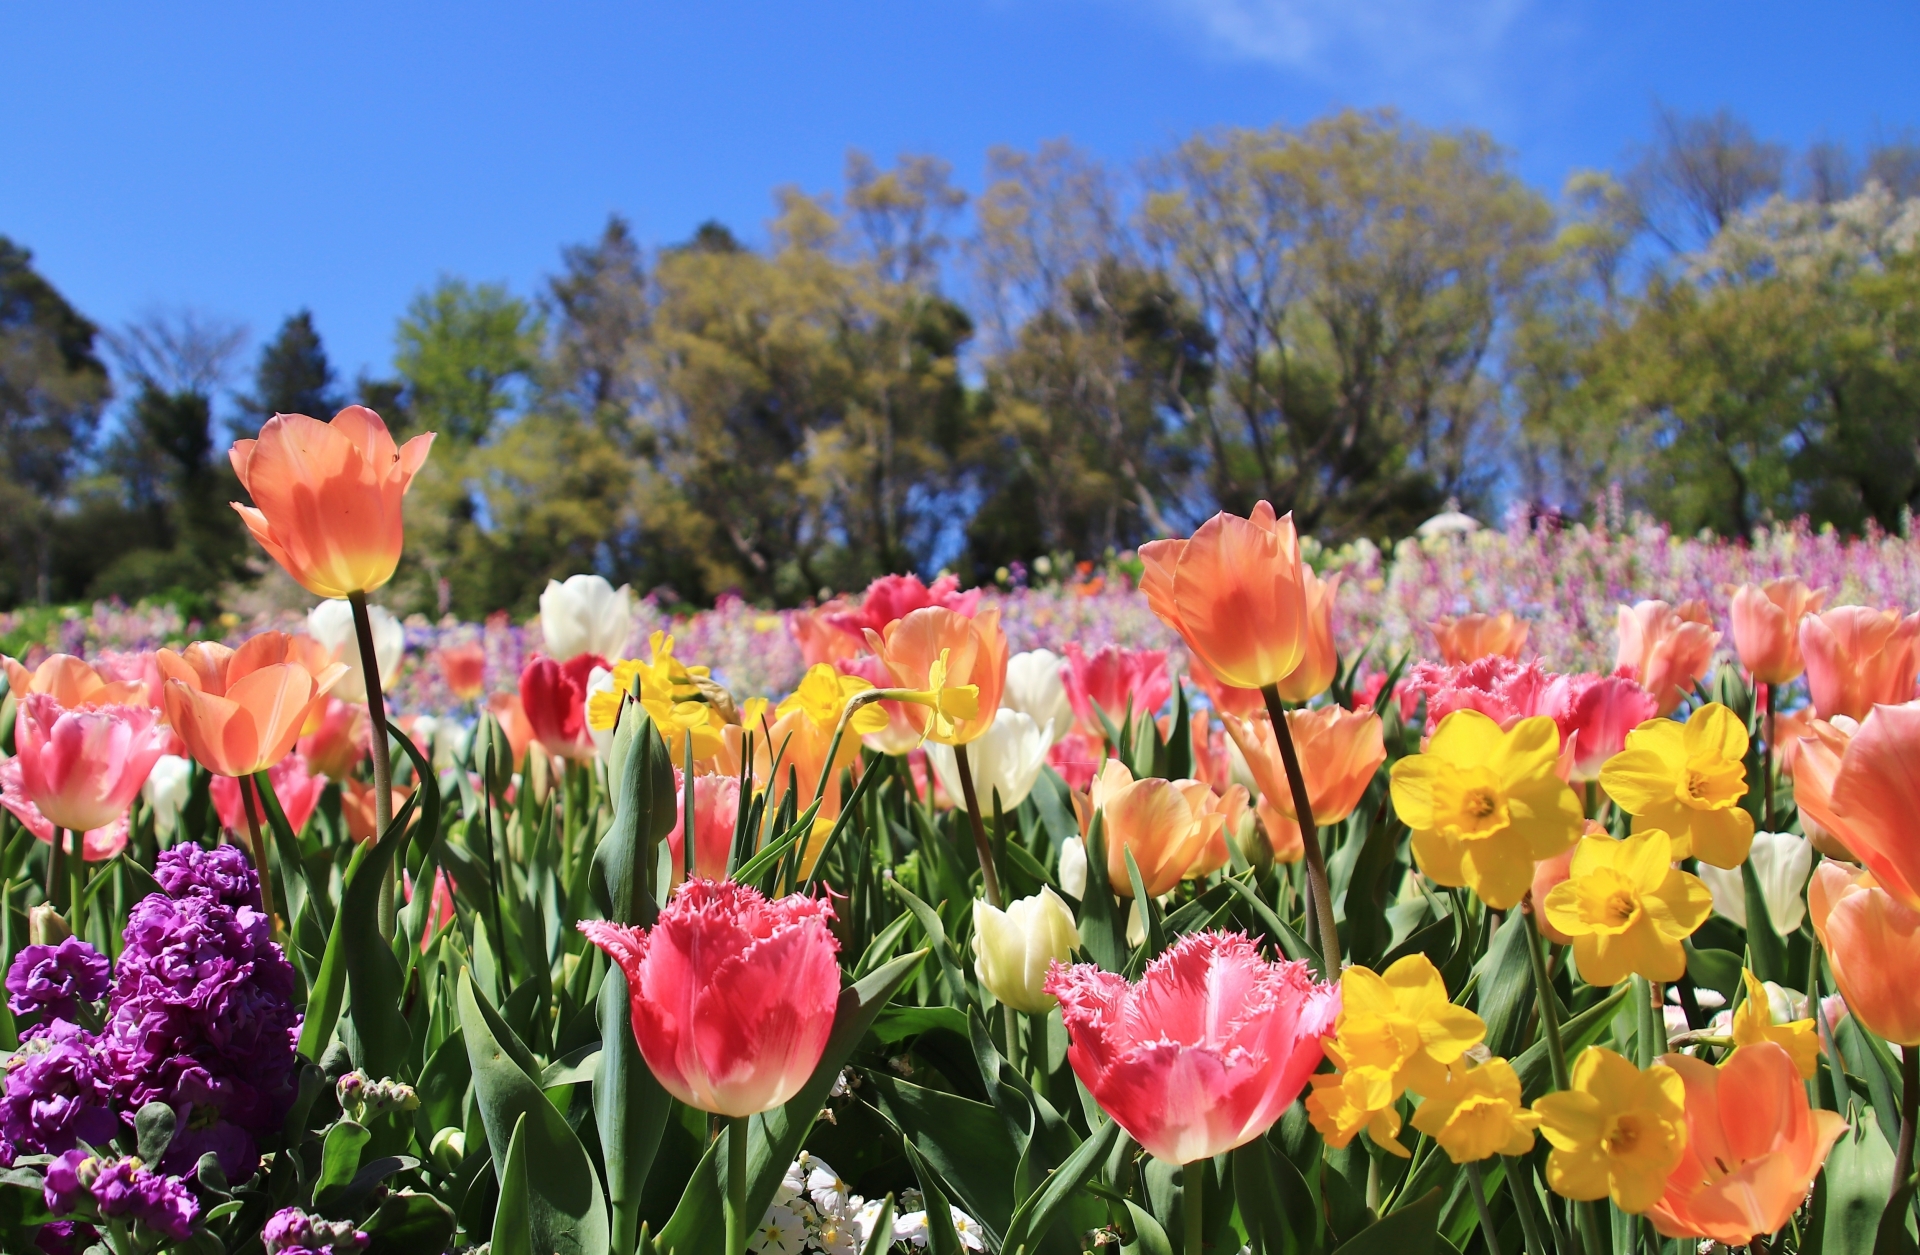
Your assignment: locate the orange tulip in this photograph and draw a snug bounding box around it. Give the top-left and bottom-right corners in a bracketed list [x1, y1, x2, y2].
[1816, 702, 1920, 910]
[437, 641, 487, 702]
[1273, 569, 1341, 704]
[1185, 652, 1265, 721]
[1646, 1042, 1846, 1246]
[1809, 861, 1920, 1045]
[1768, 704, 1816, 773]
[1139, 502, 1309, 692]
[1431, 611, 1529, 666]
[1223, 707, 1385, 862]
[1092, 760, 1221, 898]
[1788, 714, 1852, 856]
[2, 654, 150, 708]
[229, 405, 434, 599]
[1615, 600, 1720, 717]
[1182, 782, 1249, 880]
[342, 778, 414, 843]
[866, 606, 1006, 746]
[1800, 604, 1920, 721]
[1729, 580, 1825, 686]
[486, 692, 535, 770]
[158, 633, 348, 777]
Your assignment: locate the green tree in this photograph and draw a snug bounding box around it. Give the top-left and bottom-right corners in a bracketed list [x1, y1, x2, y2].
[238, 309, 341, 429]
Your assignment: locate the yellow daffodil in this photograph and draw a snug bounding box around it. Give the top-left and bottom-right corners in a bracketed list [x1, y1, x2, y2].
[585, 633, 724, 761]
[1306, 954, 1487, 1156]
[1731, 970, 1820, 1079]
[1598, 702, 1754, 868]
[1534, 1047, 1687, 1214]
[775, 663, 890, 736]
[1389, 710, 1585, 909]
[882, 650, 981, 744]
[1542, 829, 1713, 987]
[1409, 1058, 1541, 1163]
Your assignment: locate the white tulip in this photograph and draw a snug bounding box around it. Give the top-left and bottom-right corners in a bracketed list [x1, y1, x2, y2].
[971, 887, 1080, 1013]
[1697, 831, 1813, 936]
[539, 574, 634, 662]
[1694, 860, 1746, 928]
[923, 709, 1050, 813]
[142, 754, 193, 839]
[307, 599, 404, 704]
[1001, 650, 1071, 744]
[1058, 836, 1088, 900]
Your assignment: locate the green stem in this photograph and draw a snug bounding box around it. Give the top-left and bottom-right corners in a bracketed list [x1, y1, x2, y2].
[1895, 1046, 1918, 1213]
[1183, 1159, 1204, 1255]
[1501, 1154, 1552, 1255]
[1761, 682, 1775, 833]
[348, 590, 396, 941]
[239, 774, 276, 925]
[1003, 1001, 1023, 1077]
[1027, 1010, 1048, 1099]
[953, 742, 1003, 908]
[727, 1114, 751, 1255]
[1522, 897, 1572, 1091]
[67, 828, 84, 942]
[47, 826, 66, 913]
[1260, 684, 1340, 972]
[1466, 1160, 1504, 1255]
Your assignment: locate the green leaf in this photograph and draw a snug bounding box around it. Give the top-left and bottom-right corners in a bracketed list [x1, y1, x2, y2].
[459, 971, 610, 1255]
[1124, 848, 1166, 959]
[904, 1136, 966, 1255]
[491, 1112, 534, 1255]
[416, 1031, 471, 1143]
[1000, 1117, 1123, 1255]
[1823, 1107, 1897, 1254]
[890, 880, 970, 1008]
[859, 1196, 898, 1255]
[297, 840, 368, 1061]
[1741, 859, 1790, 984]
[134, 1101, 176, 1166]
[362, 1191, 458, 1255]
[598, 965, 672, 1255]
[1078, 812, 1124, 971]
[1331, 1186, 1441, 1255]
[1122, 1200, 1174, 1255]
[1684, 944, 1742, 999]
[1341, 809, 1403, 965]
[1220, 874, 1319, 975]
[1476, 911, 1537, 1056]
[1234, 1135, 1316, 1255]
[1875, 1176, 1918, 1255]
[1513, 987, 1629, 1102]
[317, 1121, 371, 1195]
[872, 1005, 972, 1044]
[867, 1072, 1021, 1241]
[538, 1044, 602, 1090]
[343, 785, 420, 1079]
[593, 710, 675, 927]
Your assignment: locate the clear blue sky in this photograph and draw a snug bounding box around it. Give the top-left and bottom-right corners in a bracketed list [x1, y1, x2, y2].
[3, 1, 1915, 391]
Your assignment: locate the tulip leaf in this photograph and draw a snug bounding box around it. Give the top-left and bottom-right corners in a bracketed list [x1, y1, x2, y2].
[1683, 943, 1741, 999]
[1124, 848, 1167, 960]
[890, 880, 970, 1008]
[1078, 812, 1125, 972]
[1233, 1135, 1315, 1255]
[458, 970, 610, 1255]
[490, 1112, 533, 1255]
[1341, 807, 1403, 966]
[1513, 987, 1627, 1102]
[297, 840, 368, 1062]
[361, 1190, 457, 1255]
[859, 1196, 897, 1255]
[415, 1030, 470, 1141]
[1220, 873, 1320, 976]
[1330, 1186, 1441, 1255]
[1740, 858, 1790, 984]
[1475, 910, 1536, 1056]
[342, 781, 422, 1080]
[1822, 1107, 1897, 1253]
[1000, 1116, 1122, 1255]
[1876, 1176, 1918, 1255]
[598, 966, 671, 1255]
[1123, 1200, 1174, 1255]
[903, 1136, 968, 1255]
[654, 948, 926, 1255]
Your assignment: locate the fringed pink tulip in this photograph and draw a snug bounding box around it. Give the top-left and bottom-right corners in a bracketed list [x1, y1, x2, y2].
[580, 880, 842, 1116]
[1800, 605, 1920, 721]
[1062, 644, 1171, 737]
[1044, 931, 1338, 1164]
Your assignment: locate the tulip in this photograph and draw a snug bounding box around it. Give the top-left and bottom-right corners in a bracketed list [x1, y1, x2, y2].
[436, 641, 487, 702]
[866, 607, 1006, 746]
[1730, 579, 1826, 685]
[1542, 830, 1713, 986]
[1185, 652, 1265, 721]
[0, 754, 131, 861]
[1541, 673, 1659, 781]
[1528, 828, 1594, 945]
[1389, 711, 1584, 910]
[1224, 707, 1385, 862]
[210, 754, 323, 837]
[141, 754, 193, 840]
[1061, 644, 1171, 738]
[580, 880, 842, 1116]
[1046, 730, 1105, 792]
[1816, 700, 1920, 910]
[825, 572, 979, 639]
[971, 887, 1079, 1014]
[1044, 931, 1337, 1165]
[1091, 760, 1221, 898]
[296, 697, 368, 781]
[519, 653, 606, 762]
[2, 655, 149, 708]
[1409, 1058, 1541, 1163]
[925, 709, 1051, 814]
[1184, 784, 1249, 880]
[1646, 1043, 1846, 1245]
[159, 634, 348, 779]
[306, 599, 404, 705]
[485, 693, 534, 771]
[999, 650, 1073, 740]
[1271, 568, 1341, 703]
[834, 655, 926, 756]
[342, 779, 413, 844]
[404, 868, 459, 954]
[787, 600, 860, 666]
[1533, 1047, 1687, 1213]
[539, 574, 635, 663]
[1598, 702, 1754, 868]
[1693, 830, 1811, 935]
[1800, 604, 1920, 721]
[8, 689, 169, 840]
[667, 773, 740, 886]
[1431, 611, 1529, 666]
[1808, 861, 1920, 1045]
[1139, 502, 1309, 692]
[1058, 834, 1089, 900]
[1615, 600, 1720, 716]
[229, 405, 433, 599]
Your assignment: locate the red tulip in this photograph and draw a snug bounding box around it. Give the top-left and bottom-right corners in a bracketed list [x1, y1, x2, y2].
[580, 880, 842, 1117]
[823, 572, 979, 640]
[1061, 644, 1171, 738]
[1044, 931, 1338, 1164]
[667, 773, 742, 886]
[210, 754, 324, 836]
[519, 653, 606, 762]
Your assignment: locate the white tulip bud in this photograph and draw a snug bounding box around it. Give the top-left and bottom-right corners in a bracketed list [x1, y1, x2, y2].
[971, 887, 1079, 1014]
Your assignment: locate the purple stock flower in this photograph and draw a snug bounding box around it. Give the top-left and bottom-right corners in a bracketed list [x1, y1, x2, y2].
[6, 938, 111, 1024]
[43, 1150, 198, 1241]
[32, 1220, 99, 1255]
[264, 1206, 371, 1255]
[152, 842, 263, 912]
[0, 1020, 118, 1165]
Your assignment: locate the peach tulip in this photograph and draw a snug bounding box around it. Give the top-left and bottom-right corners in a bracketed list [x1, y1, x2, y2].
[341, 778, 414, 844]
[159, 634, 348, 778]
[0, 693, 166, 845]
[211, 754, 324, 836]
[1223, 707, 1386, 861]
[1139, 502, 1310, 692]
[1179, 780, 1247, 879]
[1646, 1042, 1846, 1245]
[866, 606, 1006, 746]
[1529, 839, 1582, 945]
[3, 654, 150, 709]
[1800, 604, 1920, 721]
[485, 692, 535, 770]
[1615, 600, 1720, 717]
[1431, 611, 1529, 666]
[1809, 861, 1920, 1045]
[581, 881, 842, 1117]
[1816, 702, 1920, 909]
[1185, 651, 1265, 721]
[787, 600, 861, 666]
[1729, 580, 1826, 686]
[297, 697, 369, 781]
[1091, 760, 1220, 898]
[436, 641, 487, 702]
[1769, 705, 1816, 773]
[229, 406, 434, 599]
[1275, 568, 1342, 703]
[1788, 714, 1857, 860]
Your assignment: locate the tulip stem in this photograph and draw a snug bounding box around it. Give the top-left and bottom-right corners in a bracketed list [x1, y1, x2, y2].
[1896, 1046, 1918, 1213]
[953, 743, 1004, 909]
[47, 826, 65, 913]
[239, 775, 277, 926]
[68, 829, 85, 943]
[1182, 1160, 1203, 1255]
[1760, 682, 1775, 832]
[349, 591, 396, 942]
[1465, 1161, 1503, 1255]
[726, 1114, 750, 1255]
[1260, 684, 1339, 971]
[1003, 1002, 1023, 1076]
[1501, 1155, 1553, 1255]
[1521, 896, 1572, 1091]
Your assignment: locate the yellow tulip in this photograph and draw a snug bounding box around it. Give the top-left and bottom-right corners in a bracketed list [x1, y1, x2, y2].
[1542, 830, 1713, 987]
[1409, 1058, 1541, 1163]
[1598, 703, 1754, 868]
[1534, 1047, 1687, 1214]
[1389, 710, 1585, 909]
[1730, 970, 1820, 1080]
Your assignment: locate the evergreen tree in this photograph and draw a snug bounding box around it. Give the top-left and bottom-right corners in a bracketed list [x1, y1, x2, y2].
[237, 310, 340, 430]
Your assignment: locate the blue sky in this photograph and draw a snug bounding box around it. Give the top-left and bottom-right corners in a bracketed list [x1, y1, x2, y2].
[3, 1, 1915, 390]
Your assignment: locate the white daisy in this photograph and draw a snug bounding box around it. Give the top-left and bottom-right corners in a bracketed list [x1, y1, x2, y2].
[948, 1206, 986, 1251]
[747, 1202, 806, 1255]
[807, 1158, 857, 1217]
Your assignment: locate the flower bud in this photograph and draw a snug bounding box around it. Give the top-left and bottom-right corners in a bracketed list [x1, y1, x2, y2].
[475, 713, 514, 799]
[429, 1126, 466, 1172]
[29, 903, 70, 947]
[971, 888, 1079, 1014]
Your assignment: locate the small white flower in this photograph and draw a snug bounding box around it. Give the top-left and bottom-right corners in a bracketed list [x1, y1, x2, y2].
[775, 1156, 808, 1206]
[747, 1202, 806, 1255]
[813, 1210, 863, 1255]
[807, 1158, 856, 1217]
[892, 1210, 929, 1247]
[142, 754, 193, 839]
[948, 1206, 987, 1251]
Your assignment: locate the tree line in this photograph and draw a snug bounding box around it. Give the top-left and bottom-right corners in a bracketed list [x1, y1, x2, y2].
[3, 106, 1917, 617]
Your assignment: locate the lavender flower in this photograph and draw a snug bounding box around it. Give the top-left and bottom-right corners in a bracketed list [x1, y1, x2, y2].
[151, 842, 264, 912]
[6, 939, 111, 1024]
[0, 1020, 118, 1164]
[43, 1149, 199, 1241]
[263, 1206, 371, 1255]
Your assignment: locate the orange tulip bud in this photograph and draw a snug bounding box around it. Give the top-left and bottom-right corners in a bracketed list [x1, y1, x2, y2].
[1615, 600, 1720, 717]
[1092, 760, 1220, 898]
[158, 633, 348, 778]
[1817, 701, 1920, 910]
[1430, 611, 1529, 666]
[1274, 569, 1342, 703]
[1729, 580, 1825, 686]
[1799, 604, 1920, 721]
[866, 606, 1006, 746]
[229, 405, 434, 599]
[1140, 502, 1309, 692]
[1808, 861, 1920, 1046]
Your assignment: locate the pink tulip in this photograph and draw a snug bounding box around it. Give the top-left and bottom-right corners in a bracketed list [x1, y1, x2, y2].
[1729, 580, 1825, 686]
[404, 868, 458, 953]
[0, 759, 128, 861]
[580, 880, 842, 1116]
[1820, 702, 1920, 911]
[1799, 605, 1920, 721]
[5, 694, 168, 837]
[823, 573, 979, 640]
[1062, 644, 1171, 738]
[1543, 673, 1660, 781]
[209, 754, 324, 837]
[1616, 600, 1720, 717]
[1044, 931, 1338, 1164]
[667, 773, 742, 886]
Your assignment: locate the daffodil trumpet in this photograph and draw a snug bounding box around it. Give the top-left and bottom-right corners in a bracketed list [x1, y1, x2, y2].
[1260, 684, 1340, 971]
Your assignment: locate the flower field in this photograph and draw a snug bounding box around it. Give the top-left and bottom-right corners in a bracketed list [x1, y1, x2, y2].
[0, 406, 1915, 1255]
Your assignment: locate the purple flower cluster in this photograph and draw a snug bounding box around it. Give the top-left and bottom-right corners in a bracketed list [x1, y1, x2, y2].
[263, 1206, 371, 1255]
[44, 1149, 197, 1240]
[6, 938, 111, 1023]
[31, 1220, 99, 1255]
[0, 1021, 118, 1165]
[100, 844, 299, 1180]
